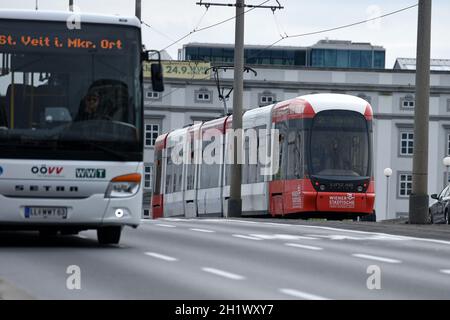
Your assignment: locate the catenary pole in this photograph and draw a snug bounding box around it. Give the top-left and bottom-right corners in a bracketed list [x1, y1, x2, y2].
[409, 0, 432, 224]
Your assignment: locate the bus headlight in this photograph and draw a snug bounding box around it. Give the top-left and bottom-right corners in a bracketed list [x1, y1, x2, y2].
[105, 173, 141, 198]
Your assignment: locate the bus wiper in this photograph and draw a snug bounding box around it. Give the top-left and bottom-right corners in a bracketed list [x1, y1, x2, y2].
[83, 141, 128, 161]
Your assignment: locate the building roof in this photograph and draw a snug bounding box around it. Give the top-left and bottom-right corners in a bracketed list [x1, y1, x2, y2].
[0, 9, 141, 28]
[311, 39, 385, 51]
[182, 42, 307, 51]
[182, 39, 385, 52]
[394, 58, 450, 71]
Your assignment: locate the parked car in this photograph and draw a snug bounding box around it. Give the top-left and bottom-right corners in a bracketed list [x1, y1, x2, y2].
[429, 185, 450, 224]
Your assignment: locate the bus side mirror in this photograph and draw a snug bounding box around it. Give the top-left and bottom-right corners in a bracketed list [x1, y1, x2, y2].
[142, 50, 165, 93]
[151, 63, 164, 93]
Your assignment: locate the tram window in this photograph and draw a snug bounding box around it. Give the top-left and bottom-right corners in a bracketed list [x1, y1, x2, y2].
[225, 164, 231, 186]
[287, 127, 303, 180]
[186, 140, 195, 190]
[310, 111, 369, 177]
[173, 164, 183, 193]
[248, 133, 258, 184]
[253, 125, 266, 183]
[170, 146, 183, 193]
[153, 150, 162, 195]
[242, 135, 249, 184]
[165, 148, 174, 194]
[243, 129, 258, 184]
[273, 122, 287, 180]
[200, 140, 221, 189]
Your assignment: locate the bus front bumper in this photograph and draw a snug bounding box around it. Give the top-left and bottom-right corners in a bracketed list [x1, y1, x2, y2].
[0, 194, 141, 228]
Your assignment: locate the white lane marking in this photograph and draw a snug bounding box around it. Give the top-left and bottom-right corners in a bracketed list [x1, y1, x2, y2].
[352, 253, 401, 264]
[263, 222, 292, 227]
[440, 269, 450, 275]
[307, 234, 405, 241]
[202, 267, 245, 280]
[190, 228, 215, 233]
[161, 218, 185, 222]
[151, 218, 450, 247]
[155, 224, 176, 228]
[227, 220, 260, 224]
[250, 234, 318, 240]
[232, 234, 263, 241]
[285, 243, 323, 251]
[280, 288, 329, 300]
[144, 252, 178, 262]
[295, 225, 450, 246]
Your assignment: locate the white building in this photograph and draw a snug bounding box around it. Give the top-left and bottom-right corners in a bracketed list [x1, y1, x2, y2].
[142, 62, 450, 220]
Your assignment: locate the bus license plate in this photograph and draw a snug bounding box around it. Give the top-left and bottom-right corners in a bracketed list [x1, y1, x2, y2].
[24, 207, 68, 219]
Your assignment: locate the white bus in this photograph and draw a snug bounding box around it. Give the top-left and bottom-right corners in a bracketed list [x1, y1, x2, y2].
[0, 9, 163, 244]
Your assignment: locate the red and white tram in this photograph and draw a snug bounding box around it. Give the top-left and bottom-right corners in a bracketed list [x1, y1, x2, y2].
[152, 93, 375, 220]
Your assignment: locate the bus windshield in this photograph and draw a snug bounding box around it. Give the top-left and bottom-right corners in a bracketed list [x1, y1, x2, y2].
[0, 19, 142, 161]
[309, 110, 370, 177]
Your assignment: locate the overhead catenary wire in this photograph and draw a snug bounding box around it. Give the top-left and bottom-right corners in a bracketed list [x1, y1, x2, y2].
[272, 10, 288, 39]
[247, 3, 418, 61]
[159, 0, 271, 52]
[153, 3, 418, 103]
[141, 20, 177, 43]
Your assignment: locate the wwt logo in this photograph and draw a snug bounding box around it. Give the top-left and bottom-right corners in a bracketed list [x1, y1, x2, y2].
[76, 168, 106, 179]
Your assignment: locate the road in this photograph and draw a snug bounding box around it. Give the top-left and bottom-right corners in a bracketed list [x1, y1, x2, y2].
[1, 218, 450, 299]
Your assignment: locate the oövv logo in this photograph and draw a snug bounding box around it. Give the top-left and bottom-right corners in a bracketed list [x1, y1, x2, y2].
[31, 165, 64, 177]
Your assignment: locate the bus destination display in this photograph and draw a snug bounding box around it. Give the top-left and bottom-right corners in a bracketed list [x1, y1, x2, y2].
[0, 33, 124, 52]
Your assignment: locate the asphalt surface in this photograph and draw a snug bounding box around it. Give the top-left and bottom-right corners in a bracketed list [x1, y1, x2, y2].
[1, 218, 450, 300]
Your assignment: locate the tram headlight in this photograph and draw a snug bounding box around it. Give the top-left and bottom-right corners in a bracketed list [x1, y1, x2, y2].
[105, 173, 141, 198]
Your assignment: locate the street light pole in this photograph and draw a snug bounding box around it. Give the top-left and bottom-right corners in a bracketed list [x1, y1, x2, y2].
[409, 0, 432, 224]
[384, 168, 393, 219]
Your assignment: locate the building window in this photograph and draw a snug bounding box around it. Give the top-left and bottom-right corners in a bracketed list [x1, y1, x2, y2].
[259, 91, 276, 106]
[400, 131, 414, 156]
[197, 92, 210, 101]
[398, 173, 412, 197]
[403, 100, 415, 108]
[261, 95, 274, 104]
[195, 89, 212, 103]
[147, 91, 160, 100]
[145, 123, 160, 147]
[447, 133, 450, 156]
[144, 165, 153, 189]
[400, 95, 415, 109]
